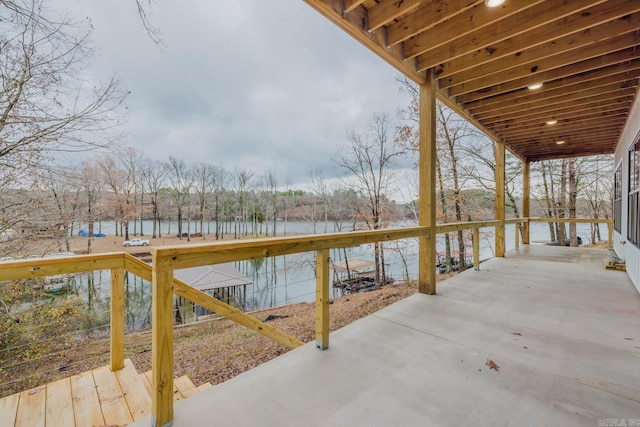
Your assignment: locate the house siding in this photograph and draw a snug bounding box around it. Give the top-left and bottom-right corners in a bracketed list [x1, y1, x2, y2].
[615, 88, 640, 293]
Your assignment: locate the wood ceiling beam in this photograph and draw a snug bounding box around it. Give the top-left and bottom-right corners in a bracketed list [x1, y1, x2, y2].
[527, 145, 617, 162]
[343, 0, 367, 14]
[416, 0, 604, 70]
[481, 96, 634, 126]
[460, 59, 640, 106]
[404, 0, 541, 60]
[504, 122, 626, 144]
[476, 90, 635, 123]
[386, 0, 478, 47]
[442, 32, 640, 93]
[432, 1, 640, 78]
[448, 45, 640, 97]
[472, 83, 638, 120]
[468, 73, 640, 115]
[491, 110, 629, 135]
[367, 0, 422, 32]
[504, 131, 625, 152]
[303, 0, 426, 84]
[441, 16, 640, 90]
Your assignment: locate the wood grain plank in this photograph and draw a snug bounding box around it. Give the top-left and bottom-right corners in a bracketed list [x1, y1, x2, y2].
[173, 376, 198, 399]
[45, 378, 74, 427]
[138, 372, 153, 398]
[15, 386, 45, 427]
[70, 371, 104, 427]
[114, 360, 151, 421]
[0, 392, 20, 427]
[92, 365, 134, 426]
[196, 382, 212, 392]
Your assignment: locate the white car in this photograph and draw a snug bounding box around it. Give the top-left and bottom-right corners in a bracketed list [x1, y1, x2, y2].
[123, 238, 150, 247]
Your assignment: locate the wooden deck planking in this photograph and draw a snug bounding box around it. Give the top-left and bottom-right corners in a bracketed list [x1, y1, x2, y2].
[138, 372, 153, 397]
[142, 370, 184, 401]
[174, 375, 198, 398]
[45, 378, 74, 427]
[70, 371, 105, 427]
[15, 386, 46, 427]
[196, 382, 212, 392]
[114, 360, 151, 421]
[92, 365, 134, 426]
[1, 360, 209, 426]
[0, 392, 19, 427]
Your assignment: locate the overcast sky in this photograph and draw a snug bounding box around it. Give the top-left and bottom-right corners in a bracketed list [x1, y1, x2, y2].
[62, 0, 413, 188]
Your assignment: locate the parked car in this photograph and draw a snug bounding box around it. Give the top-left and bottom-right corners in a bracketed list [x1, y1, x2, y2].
[123, 238, 150, 247]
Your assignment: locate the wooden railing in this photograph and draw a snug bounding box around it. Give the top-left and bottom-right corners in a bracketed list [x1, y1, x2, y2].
[0, 216, 614, 426]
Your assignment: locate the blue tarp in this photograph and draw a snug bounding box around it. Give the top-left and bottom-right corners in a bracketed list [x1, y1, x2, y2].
[78, 230, 106, 237]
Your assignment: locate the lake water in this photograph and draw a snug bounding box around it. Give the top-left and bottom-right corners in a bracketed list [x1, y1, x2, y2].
[65, 220, 604, 332]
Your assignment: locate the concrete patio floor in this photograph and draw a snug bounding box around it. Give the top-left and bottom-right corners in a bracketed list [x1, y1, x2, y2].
[135, 245, 640, 427]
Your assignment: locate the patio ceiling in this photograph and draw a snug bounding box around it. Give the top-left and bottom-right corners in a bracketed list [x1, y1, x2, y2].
[303, 0, 640, 162]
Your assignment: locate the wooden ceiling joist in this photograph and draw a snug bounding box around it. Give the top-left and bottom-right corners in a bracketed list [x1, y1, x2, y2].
[303, 0, 640, 160]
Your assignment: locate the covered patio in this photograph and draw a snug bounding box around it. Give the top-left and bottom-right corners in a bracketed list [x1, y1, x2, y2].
[133, 245, 640, 426]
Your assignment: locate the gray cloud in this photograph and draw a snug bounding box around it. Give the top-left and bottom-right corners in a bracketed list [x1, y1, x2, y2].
[67, 0, 411, 185]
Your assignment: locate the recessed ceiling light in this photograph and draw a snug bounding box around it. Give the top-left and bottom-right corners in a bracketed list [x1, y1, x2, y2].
[528, 82, 543, 90]
[546, 119, 558, 125]
[556, 140, 565, 145]
[485, 0, 506, 7]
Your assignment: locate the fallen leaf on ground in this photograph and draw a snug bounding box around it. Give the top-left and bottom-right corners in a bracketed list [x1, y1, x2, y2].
[486, 359, 500, 371]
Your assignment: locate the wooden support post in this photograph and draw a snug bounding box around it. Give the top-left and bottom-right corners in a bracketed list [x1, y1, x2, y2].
[608, 220, 613, 249]
[315, 249, 330, 350]
[515, 223, 520, 251]
[110, 268, 125, 371]
[151, 267, 174, 427]
[473, 228, 480, 271]
[522, 161, 530, 245]
[418, 69, 437, 295]
[495, 140, 506, 257]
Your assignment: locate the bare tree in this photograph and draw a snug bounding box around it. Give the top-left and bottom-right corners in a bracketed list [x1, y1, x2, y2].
[335, 113, 404, 286]
[98, 149, 138, 240]
[79, 162, 103, 254]
[262, 171, 279, 237]
[46, 168, 83, 252]
[208, 165, 226, 240]
[140, 158, 166, 238]
[0, 0, 127, 168]
[233, 168, 253, 238]
[164, 157, 192, 240]
[191, 163, 215, 237]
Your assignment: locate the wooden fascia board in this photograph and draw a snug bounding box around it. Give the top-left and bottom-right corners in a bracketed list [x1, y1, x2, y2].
[418, 0, 605, 70]
[431, 0, 640, 77]
[303, 0, 426, 84]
